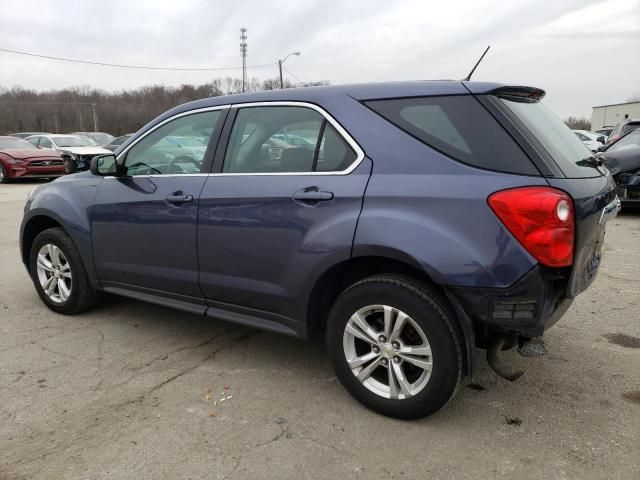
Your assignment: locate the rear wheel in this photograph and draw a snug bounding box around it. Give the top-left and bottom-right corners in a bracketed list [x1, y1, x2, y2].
[326, 275, 462, 419]
[29, 227, 98, 314]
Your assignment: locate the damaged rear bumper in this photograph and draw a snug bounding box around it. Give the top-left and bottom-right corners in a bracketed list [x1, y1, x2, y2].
[615, 173, 640, 204]
[449, 266, 573, 339]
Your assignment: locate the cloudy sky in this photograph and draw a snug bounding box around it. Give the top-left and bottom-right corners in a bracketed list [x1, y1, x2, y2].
[1, 0, 638, 118]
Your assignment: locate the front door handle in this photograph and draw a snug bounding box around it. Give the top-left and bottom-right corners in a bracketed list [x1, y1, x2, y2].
[165, 192, 194, 205]
[292, 187, 334, 203]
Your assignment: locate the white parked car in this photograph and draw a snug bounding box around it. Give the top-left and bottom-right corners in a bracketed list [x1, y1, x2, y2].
[25, 134, 112, 172]
[573, 130, 605, 152]
[593, 127, 613, 142]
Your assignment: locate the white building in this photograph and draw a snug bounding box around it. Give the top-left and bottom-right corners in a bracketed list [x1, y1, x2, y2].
[591, 101, 640, 130]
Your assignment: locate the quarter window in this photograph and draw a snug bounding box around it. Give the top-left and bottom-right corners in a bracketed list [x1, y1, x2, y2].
[366, 95, 539, 175]
[124, 110, 222, 175]
[223, 106, 357, 173]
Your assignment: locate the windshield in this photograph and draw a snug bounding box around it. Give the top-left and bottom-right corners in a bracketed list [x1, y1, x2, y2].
[52, 136, 95, 147]
[0, 138, 38, 150]
[608, 130, 640, 153]
[110, 135, 131, 146]
[89, 133, 114, 144]
[500, 98, 599, 178]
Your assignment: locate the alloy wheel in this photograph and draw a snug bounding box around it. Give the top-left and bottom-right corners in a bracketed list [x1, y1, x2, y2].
[36, 243, 72, 303]
[342, 305, 433, 400]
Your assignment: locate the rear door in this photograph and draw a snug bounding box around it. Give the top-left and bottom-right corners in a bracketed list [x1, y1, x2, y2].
[494, 94, 618, 296]
[91, 108, 227, 305]
[197, 103, 371, 328]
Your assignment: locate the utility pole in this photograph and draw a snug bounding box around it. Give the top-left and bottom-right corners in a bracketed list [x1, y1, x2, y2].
[277, 52, 301, 89]
[91, 103, 98, 131]
[240, 27, 247, 93]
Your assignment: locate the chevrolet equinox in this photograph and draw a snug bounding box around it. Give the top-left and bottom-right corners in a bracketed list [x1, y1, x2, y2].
[20, 81, 620, 419]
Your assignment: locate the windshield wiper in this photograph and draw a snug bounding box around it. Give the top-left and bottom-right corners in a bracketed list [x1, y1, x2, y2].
[576, 156, 603, 168]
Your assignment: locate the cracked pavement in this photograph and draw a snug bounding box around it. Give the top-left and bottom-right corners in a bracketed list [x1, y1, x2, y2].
[1, 182, 639, 479]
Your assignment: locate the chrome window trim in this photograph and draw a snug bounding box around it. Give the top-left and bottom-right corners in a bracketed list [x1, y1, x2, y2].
[110, 101, 365, 178]
[115, 105, 230, 163]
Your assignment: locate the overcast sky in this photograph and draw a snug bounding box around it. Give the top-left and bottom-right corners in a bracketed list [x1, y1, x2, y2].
[1, 0, 638, 118]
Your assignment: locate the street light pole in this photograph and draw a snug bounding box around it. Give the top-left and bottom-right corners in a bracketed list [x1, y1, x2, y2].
[91, 103, 98, 131]
[278, 51, 300, 89]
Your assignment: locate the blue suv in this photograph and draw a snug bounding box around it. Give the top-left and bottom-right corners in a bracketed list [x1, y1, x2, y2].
[20, 81, 620, 419]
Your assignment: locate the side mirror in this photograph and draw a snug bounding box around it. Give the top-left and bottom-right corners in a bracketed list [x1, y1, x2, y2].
[90, 154, 119, 176]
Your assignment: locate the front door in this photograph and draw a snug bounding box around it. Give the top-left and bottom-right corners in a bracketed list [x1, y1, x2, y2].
[91, 108, 226, 302]
[197, 104, 371, 328]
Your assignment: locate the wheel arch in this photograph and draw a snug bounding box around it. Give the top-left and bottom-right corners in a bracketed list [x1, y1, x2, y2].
[21, 214, 64, 266]
[306, 254, 474, 377]
[20, 210, 100, 290]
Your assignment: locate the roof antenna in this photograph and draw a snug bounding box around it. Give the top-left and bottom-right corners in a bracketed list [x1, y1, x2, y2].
[462, 46, 490, 81]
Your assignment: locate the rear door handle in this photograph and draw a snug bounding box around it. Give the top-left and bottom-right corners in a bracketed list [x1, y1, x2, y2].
[165, 192, 194, 205]
[292, 187, 334, 203]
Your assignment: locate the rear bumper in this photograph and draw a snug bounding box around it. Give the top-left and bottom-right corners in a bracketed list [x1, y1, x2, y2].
[448, 266, 573, 339]
[615, 176, 640, 204]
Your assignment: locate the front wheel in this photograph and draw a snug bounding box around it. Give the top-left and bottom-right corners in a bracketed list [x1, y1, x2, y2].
[29, 227, 98, 314]
[0, 163, 8, 183]
[326, 275, 462, 419]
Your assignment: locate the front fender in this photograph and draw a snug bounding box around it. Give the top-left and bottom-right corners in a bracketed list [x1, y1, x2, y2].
[21, 174, 102, 287]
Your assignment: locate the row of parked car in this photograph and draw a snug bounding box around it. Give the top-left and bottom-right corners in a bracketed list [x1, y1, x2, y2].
[573, 118, 640, 152]
[0, 132, 132, 183]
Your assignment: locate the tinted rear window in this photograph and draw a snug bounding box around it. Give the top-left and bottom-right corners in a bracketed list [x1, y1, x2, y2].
[366, 95, 538, 175]
[499, 98, 600, 178]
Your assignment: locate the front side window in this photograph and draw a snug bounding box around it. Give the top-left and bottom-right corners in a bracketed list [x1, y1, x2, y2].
[223, 106, 357, 173]
[124, 110, 221, 175]
[39, 137, 53, 148]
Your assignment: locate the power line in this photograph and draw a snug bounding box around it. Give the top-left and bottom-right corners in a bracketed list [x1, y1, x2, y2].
[0, 100, 99, 105]
[0, 47, 276, 71]
[283, 66, 305, 85]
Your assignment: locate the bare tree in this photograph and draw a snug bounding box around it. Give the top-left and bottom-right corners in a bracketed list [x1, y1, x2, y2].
[628, 92, 640, 102]
[0, 77, 330, 135]
[564, 116, 591, 130]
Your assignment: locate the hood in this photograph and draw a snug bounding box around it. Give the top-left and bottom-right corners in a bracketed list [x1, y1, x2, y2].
[601, 147, 640, 176]
[60, 146, 112, 155]
[0, 148, 61, 160]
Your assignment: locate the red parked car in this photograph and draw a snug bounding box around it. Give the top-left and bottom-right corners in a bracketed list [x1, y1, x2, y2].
[0, 136, 66, 183]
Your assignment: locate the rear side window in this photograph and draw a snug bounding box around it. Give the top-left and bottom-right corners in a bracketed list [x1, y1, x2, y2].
[223, 106, 358, 174]
[366, 96, 538, 175]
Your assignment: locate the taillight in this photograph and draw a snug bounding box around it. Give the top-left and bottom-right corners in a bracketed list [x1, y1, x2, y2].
[488, 187, 574, 267]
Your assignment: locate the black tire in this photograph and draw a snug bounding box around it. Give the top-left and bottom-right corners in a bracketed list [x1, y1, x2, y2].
[326, 275, 462, 419]
[62, 156, 76, 174]
[29, 227, 99, 314]
[0, 163, 9, 183]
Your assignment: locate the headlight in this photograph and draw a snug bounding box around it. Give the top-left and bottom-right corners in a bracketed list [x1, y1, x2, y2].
[7, 158, 24, 165]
